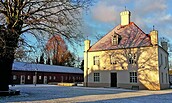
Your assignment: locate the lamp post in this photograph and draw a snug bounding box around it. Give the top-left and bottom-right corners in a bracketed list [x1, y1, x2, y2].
[34, 68, 38, 86]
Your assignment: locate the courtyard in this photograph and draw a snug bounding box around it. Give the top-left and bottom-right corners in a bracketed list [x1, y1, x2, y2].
[1, 85, 172, 103]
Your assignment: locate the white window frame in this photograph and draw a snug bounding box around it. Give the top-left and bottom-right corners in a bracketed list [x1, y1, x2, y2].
[110, 55, 117, 64]
[165, 57, 168, 68]
[112, 34, 118, 45]
[160, 54, 163, 65]
[27, 75, 31, 80]
[162, 72, 163, 83]
[166, 73, 168, 83]
[130, 72, 137, 83]
[93, 56, 100, 66]
[94, 73, 100, 82]
[13, 75, 17, 80]
[49, 76, 52, 80]
[128, 53, 137, 64]
[53, 76, 56, 80]
[39, 76, 42, 80]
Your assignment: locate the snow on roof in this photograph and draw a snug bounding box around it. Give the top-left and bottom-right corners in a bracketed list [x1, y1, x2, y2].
[12, 62, 83, 74]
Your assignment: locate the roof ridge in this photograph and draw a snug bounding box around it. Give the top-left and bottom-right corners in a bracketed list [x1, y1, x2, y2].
[88, 22, 152, 51]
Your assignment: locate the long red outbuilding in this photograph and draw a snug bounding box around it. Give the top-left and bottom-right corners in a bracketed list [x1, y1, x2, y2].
[12, 62, 83, 84]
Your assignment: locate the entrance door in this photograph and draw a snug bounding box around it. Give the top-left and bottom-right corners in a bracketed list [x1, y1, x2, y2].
[111, 73, 117, 87]
[44, 76, 47, 84]
[33, 76, 36, 84]
[20, 75, 25, 84]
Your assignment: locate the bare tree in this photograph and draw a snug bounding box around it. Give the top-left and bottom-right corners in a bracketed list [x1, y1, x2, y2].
[0, 0, 92, 91]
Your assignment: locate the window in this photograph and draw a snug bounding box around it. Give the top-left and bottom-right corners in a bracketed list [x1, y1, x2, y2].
[27, 75, 31, 80]
[160, 54, 163, 65]
[65, 76, 68, 80]
[39, 76, 42, 80]
[49, 76, 52, 80]
[166, 73, 168, 83]
[94, 73, 100, 82]
[110, 55, 117, 64]
[93, 56, 100, 66]
[130, 72, 137, 83]
[13, 75, 17, 80]
[61, 76, 64, 82]
[53, 76, 56, 80]
[162, 72, 163, 83]
[73, 77, 75, 81]
[112, 32, 121, 45]
[165, 57, 168, 68]
[128, 53, 137, 64]
[112, 35, 118, 45]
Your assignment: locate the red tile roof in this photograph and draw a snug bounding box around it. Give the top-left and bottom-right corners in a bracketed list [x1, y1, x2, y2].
[89, 22, 152, 52]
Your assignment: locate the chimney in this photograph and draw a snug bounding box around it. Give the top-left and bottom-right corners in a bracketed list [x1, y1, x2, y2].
[84, 40, 90, 51]
[150, 30, 158, 45]
[161, 42, 168, 51]
[120, 10, 131, 26]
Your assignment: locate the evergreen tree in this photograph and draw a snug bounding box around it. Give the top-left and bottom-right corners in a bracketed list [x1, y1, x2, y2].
[80, 60, 84, 71]
[46, 57, 51, 65]
[39, 53, 44, 64]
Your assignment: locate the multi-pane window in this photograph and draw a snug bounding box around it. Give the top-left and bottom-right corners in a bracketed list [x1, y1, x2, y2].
[65, 76, 68, 80]
[128, 53, 137, 64]
[69, 76, 71, 80]
[162, 72, 163, 83]
[94, 73, 100, 82]
[166, 73, 168, 83]
[130, 72, 137, 83]
[93, 56, 100, 66]
[53, 76, 56, 80]
[165, 57, 168, 68]
[112, 35, 118, 45]
[160, 54, 163, 65]
[27, 75, 31, 80]
[110, 55, 117, 64]
[39, 76, 42, 80]
[49, 76, 52, 80]
[112, 32, 120, 45]
[61, 76, 64, 82]
[13, 75, 17, 80]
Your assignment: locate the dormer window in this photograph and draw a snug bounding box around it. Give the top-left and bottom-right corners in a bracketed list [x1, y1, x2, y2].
[112, 32, 121, 45]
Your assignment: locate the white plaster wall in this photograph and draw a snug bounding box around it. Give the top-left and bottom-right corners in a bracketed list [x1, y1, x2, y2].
[158, 47, 169, 85]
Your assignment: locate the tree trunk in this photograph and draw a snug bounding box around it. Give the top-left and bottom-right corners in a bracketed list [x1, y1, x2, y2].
[0, 57, 13, 91]
[0, 28, 18, 91]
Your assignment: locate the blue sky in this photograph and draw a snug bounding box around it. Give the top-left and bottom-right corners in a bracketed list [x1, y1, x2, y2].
[75, 0, 172, 60]
[24, 0, 172, 62]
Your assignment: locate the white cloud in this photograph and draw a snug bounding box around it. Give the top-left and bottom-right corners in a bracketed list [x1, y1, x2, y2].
[91, 1, 119, 23]
[84, 0, 172, 43]
[134, 0, 167, 15]
[159, 14, 172, 22]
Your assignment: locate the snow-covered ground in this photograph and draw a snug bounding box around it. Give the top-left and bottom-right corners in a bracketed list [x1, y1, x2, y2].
[1, 84, 172, 103]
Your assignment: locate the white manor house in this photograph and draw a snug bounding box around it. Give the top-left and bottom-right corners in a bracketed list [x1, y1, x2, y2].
[84, 10, 169, 90]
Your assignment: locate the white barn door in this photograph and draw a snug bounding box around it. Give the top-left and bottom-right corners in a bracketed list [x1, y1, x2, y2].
[20, 75, 25, 84]
[44, 76, 47, 84]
